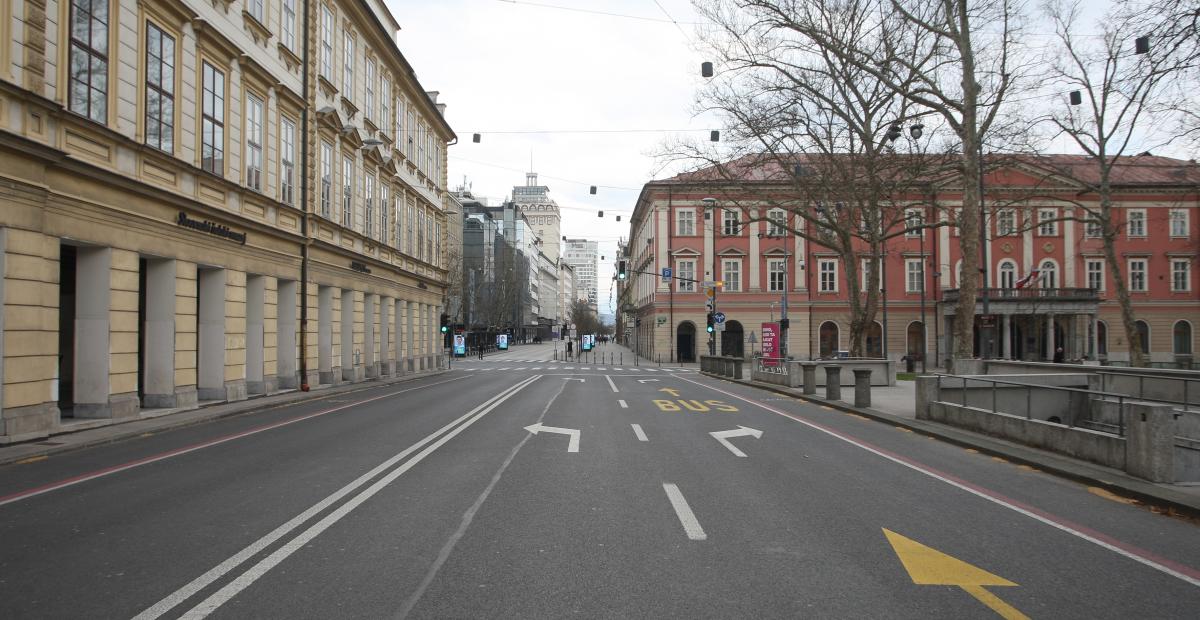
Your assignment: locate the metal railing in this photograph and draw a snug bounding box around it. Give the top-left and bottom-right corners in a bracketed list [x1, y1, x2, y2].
[933, 373, 1129, 436]
[1096, 371, 1199, 411]
[942, 287, 1100, 303]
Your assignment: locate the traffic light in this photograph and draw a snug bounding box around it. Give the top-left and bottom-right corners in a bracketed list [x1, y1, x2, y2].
[706, 312, 715, 333]
[618, 260, 627, 280]
[440, 313, 449, 334]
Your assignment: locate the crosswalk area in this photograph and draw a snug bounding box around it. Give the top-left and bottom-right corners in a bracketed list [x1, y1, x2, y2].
[449, 359, 697, 373]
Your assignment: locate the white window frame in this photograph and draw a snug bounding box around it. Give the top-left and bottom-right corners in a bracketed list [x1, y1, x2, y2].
[247, 0, 264, 23]
[722, 259, 741, 292]
[1038, 208, 1058, 236]
[767, 209, 787, 237]
[904, 208, 924, 238]
[320, 6, 334, 81]
[245, 93, 264, 191]
[998, 260, 1017, 289]
[380, 183, 389, 245]
[1039, 259, 1058, 289]
[342, 31, 355, 98]
[996, 209, 1016, 237]
[1169, 209, 1189, 238]
[279, 117, 295, 205]
[1127, 208, 1146, 238]
[676, 209, 695, 236]
[320, 141, 332, 218]
[951, 208, 961, 237]
[68, 0, 110, 123]
[860, 258, 882, 292]
[342, 155, 353, 228]
[144, 22, 175, 154]
[1171, 259, 1191, 292]
[1085, 214, 1103, 238]
[819, 259, 838, 293]
[722, 209, 740, 236]
[364, 57, 375, 120]
[282, 0, 297, 50]
[1128, 258, 1148, 292]
[1085, 259, 1105, 291]
[905, 259, 924, 293]
[364, 173, 375, 238]
[380, 78, 390, 134]
[767, 258, 786, 292]
[676, 259, 696, 292]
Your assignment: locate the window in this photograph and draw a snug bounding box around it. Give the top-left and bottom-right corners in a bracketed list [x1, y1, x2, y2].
[1172, 259, 1191, 292]
[417, 209, 425, 260]
[320, 6, 333, 80]
[144, 22, 174, 153]
[676, 209, 695, 236]
[767, 209, 787, 236]
[906, 259, 924, 293]
[364, 173, 374, 237]
[342, 155, 353, 228]
[380, 184, 388, 244]
[380, 79, 390, 132]
[768, 258, 786, 292]
[342, 31, 355, 97]
[247, 0, 264, 22]
[365, 58, 375, 120]
[282, 0, 297, 50]
[320, 141, 332, 217]
[69, 0, 109, 123]
[200, 62, 224, 174]
[996, 209, 1016, 236]
[1038, 208, 1058, 236]
[1170, 209, 1189, 238]
[1086, 259, 1104, 291]
[245, 93, 264, 191]
[1085, 216, 1103, 238]
[1174, 321, 1193, 355]
[819, 321, 839, 357]
[279, 117, 295, 205]
[395, 97, 404, 144]
[819, 259, 838, 292]
[1096, 321, 1108, 356]
[722, 210, 740, 235]
[722, 259, 741, 292]
[677, 260, 695, 292]
[1135, 320, 1150, 354]
[1040, 260, 1058, 288]
[425, 211, 433, 261]
[1129, 258, 1147, 292]
[860, 258, 881, 292]
[395, 195, 403, 250]
[407, 202, 414, 251]
[999, 260, 1016, 289]
[905, 208, 924, 237]
[407, 109, 415, 159]
[1127, 209, 1146, 237]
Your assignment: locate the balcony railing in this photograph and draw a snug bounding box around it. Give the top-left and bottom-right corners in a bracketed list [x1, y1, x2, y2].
[942, 287, 1100, 303]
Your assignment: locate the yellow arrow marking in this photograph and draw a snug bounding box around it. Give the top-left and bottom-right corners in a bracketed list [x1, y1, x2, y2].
[658, 387, 681, 397]
[883, 529, 1028, 620]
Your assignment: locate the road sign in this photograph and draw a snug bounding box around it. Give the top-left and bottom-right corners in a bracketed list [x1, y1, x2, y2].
[713, 312, 726, 324]
[661, 267, 672, 282]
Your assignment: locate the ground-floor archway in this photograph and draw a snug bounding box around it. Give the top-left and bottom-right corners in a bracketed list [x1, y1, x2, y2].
[721, 320, 745, 357]
[676, 321, 697, 363]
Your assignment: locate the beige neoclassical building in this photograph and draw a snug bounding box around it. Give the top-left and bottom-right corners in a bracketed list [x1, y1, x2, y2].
[0, 0, 455, 443]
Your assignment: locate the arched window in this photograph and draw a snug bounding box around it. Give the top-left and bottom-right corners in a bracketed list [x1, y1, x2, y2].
[998, 260, 1017, 289]
[819, 321, 840, 358]
[1040, 260, 1058, 289]
[1135, 320, 1150, 354]
[1096, 320, 1108, 356]
[866, 321, 883, 358]
[1174, 320, 1193, 355]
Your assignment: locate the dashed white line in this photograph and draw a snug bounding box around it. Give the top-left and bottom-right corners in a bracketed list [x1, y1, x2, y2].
[662, 483, 707, 541]
[631, 424, 648, 442]
[618, 399, 628, 408]
[605, 375, 619, 393]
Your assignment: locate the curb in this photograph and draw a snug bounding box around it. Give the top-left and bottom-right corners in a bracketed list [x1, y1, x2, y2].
[702, 372, 1200, 518]
[0, 369, 450, 467]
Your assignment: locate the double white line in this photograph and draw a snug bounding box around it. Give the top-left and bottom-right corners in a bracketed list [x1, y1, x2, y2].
[135, 375, 542, 620]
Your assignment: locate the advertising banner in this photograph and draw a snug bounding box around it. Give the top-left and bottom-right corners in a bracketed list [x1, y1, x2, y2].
[497, 334, 509, 350]
[761, 322, 780, 367]
[453, 334, 466, 356]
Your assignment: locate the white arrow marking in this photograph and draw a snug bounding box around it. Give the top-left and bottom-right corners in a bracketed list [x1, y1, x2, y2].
[709, 426, 763, 458]
[524, 423, 580, 453]
[564, 378, 585, 382]
[637, 379, 659, 383]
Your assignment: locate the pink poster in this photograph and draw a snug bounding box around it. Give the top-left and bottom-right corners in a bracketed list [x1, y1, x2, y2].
[762, 322, 780, 366]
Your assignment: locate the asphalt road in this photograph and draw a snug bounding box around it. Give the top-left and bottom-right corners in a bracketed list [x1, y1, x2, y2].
[2, 344, 1198, 619]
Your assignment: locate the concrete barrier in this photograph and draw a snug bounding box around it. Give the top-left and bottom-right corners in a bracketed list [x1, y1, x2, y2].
[825, 365, 842, 401]
[853, 368, 872, 408]
[809, 359, 895, 387]
[701, 355, 745, 380]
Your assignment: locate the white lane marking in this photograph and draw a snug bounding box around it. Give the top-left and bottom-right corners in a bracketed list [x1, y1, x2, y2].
[498, 367, 510, 371]
[532, 367, 542, 370]
[644, 368, 657, 372]
[618, 399, 628, 408]
[675, 375, 1200, 589]
[523, 423, 580, 453]
[565, 366, 575, 370]
[631, 424, 648, 442]
[597, 367, 607, 371]
[662, 483, 707, 541]
[137, 376, 541, 620]
[581, 367, 591, 370]
[613, 368, 623, 371]
[0, 375, 473, 509]
[637, 379, 659, 383]
[605, 375, 619, 393]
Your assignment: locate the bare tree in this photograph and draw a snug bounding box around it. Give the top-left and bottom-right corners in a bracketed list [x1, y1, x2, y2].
[679, 0, 956, 356]
[1041, 0, 1193, 365]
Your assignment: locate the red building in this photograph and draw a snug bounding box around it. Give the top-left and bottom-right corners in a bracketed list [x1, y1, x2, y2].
[619, 155, 1199, 368]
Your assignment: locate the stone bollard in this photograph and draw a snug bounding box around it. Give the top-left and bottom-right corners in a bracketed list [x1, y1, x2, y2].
[824, 364, 842, 401]
[802, 362, 818, 395]
[853, 368, 872, 408]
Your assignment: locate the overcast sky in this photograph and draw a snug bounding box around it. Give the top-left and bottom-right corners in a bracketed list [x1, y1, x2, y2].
[390, 0, 716, 317]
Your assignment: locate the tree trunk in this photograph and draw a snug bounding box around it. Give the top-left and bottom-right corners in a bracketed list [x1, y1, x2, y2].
[953, 148, 982, 363]
[1098, 175, 1146, 367]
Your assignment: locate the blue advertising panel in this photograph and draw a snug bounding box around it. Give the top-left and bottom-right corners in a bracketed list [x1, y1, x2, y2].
[497, 334, 509, 350]
[453, 334, 466, 356]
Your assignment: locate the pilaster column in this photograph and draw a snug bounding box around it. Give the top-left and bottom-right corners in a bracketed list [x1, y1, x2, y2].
[1047, 313, 1057, 360]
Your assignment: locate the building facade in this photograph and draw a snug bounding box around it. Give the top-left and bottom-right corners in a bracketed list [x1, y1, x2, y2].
[0, 0, 454, 442]
[624, 155, 1199, 367]
[564, 238, 598, 313]
[513, 171, 560, 263]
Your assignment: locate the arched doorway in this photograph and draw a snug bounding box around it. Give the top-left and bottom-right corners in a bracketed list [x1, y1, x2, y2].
[866, 321, 883, 358]
[676, 321, 697, 363]
[906, 321, 925, 361]
[721, 320, 745, 358]
[819, 321, 840, 358]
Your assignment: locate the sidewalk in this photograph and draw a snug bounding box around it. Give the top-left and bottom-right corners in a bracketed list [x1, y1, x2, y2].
[0, 368, 449, 468]
[706, 371, 1200, 516]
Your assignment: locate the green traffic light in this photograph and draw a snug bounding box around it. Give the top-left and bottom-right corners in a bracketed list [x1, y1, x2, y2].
[440, 326, 448, 333]
[707, 326, 714, 333]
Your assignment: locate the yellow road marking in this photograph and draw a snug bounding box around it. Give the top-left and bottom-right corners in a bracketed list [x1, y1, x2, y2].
[965, 448, 980, 454]
[962, 585, 1031, 620]
[896, 427, 913, 433]
[884, 529, 1027, 620]
[15, 455, 47, 465]
[1017, 465, 1038, 472]
[1088, 487, 1139, 505]
[849, 413, 868, 420]
[991, 456, 1008, 464]
[819, 405, 834, 411]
